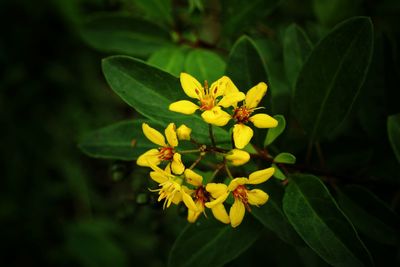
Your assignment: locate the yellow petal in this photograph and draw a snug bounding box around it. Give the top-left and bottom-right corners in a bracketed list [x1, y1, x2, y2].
[165, 123, 178, 147]
[223, 76, 240, 95]
[201, 107, 231, 126]
[248, 167, 275, 184]
[142, 123, 166, 147]
[247, 189, 269, 206]
[137, 149, 161, 167]
[230, 199, 246, 228]
[180, 73, 203, 99]
[184, 169, 203, 187]
[211, 203, 230, 224]
[205, 192, 229, 208]
[245, 82, 267, 109]
[177, 124, 192, 140]
[233, 123, 253, 149]
[169, 100, 199, 114]
[187, 201, 204, 223]
[171, 192, 182, 205]
[218, 92, 246, 108]
[149, 171, 168, 184]
[225, 149, 250, 166]
[249, 113, 278, 128]
[209, 76, 227, 98]
[228, 177, 248, 191]
[182, 191, 198, 211]
[171, 153, 185, 175]
[206, 183, 228, 198]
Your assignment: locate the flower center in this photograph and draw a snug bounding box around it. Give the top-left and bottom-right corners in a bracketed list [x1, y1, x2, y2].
[195, 186, 210, 205]
[233, 106, 252, 123]
[233, 185, 251, 211]
[195, 80, 219, 111]
[158, 147, 174, 161]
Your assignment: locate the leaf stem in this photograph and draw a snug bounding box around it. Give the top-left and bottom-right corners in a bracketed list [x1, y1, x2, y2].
[189, 155, 203, 169]
[208, 124, 216, 147]
[224, 163, 234, 179]
[178, 149, 200, 154]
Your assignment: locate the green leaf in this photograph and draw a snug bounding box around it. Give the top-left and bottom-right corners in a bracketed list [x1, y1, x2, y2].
[102, 56, 229, 143]
[184, 49, 225, 83]
[221, 0, 280, 37]
[313, 0, 363, 26]
[147, 47, 186, 77]
[283, 174, 373, 266]
[337, 185, 400, 245]
[388, 114, 400, 163]
[251, 181, 303, 245]
[293, 17, 373, 141]
[78, 120, 154, 161]
[271, 163, 286, 180]
[274, 152, 296, 164]
[226, 36, 268, 91]
[133, 0, 173, 27]
[80, 14, 171, 58]
[283, 24, 313, 90]
[168, 217, 263, 267]
[264, 115, 286, 146]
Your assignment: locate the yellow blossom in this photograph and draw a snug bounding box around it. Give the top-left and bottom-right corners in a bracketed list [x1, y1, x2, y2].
[149, 164, 198, 210]
[137, 123, 185, 174]
[225, 149, 250, 166]
[176, 124, 192, 140]
[169, 73, 245, 126]
[205, 167, 274, 228]
[232, 83, 278, 149]
[183, 169, 230, 224]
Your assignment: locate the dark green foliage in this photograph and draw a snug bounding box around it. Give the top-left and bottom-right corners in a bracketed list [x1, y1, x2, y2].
[3, 0, 400, 266]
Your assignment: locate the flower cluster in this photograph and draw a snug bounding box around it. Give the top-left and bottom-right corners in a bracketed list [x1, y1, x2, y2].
[137, 73, 278, 227]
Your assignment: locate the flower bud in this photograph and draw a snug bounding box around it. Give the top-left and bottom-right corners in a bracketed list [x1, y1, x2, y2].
[177, 124, 192, 140]
[225, 149, 250, 166]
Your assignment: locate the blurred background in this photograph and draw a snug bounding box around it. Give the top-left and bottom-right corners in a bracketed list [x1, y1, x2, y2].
[1, 0, 399, 266]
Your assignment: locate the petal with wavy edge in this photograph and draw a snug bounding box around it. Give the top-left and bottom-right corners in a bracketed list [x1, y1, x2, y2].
[137, 149, 161, 167]
[149, 171, 168, 184]
[228, 177, 248, 191]
[249, 113, 278, 128]
[218, 92, 246, 108]
[230, 199, 246, 228]
[165, 123, 178, 147]
[184, 169, 203, 187]
[211, 203, 230, 224]
[248, 167, 275, 184]
[245, 82, 267, 109]
[225, 149, 250, 166]
[182, 191, 198, 211]
[180, 73, 203, 99]
[142, 123, 166, 147]
[206, 183, 228, 198]
[205, 192, 229, 208]
[201, 107, 231, 126]
[247, 189, 269, 206]
[233, 123, 253, 149]
[187, 200, 204, 223]
[169, 100, 199, 114]
[171, 153, 185, 175]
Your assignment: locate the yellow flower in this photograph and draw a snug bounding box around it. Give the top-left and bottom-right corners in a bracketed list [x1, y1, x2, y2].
[137, 123, 185, 174]
[176, 124, 192, 140]
[149, 164, 198, 211]
[169, 73, 245, 126]
[183, 169, 230, 224]
[225, 149, 250, 166]
[205, 167, 274, 228]
[232, 83, 278, 149]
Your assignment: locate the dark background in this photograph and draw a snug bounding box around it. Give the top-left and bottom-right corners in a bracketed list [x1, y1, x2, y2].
[1, 0, 400, 266]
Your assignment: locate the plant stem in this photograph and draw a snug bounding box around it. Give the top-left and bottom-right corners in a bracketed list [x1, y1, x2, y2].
[189, 155, 203, 169]
[208, 124, 216, 147]
[209, 164, 224, 182]
[178, 149, 200, 154]
[225, 164, 234, 179]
